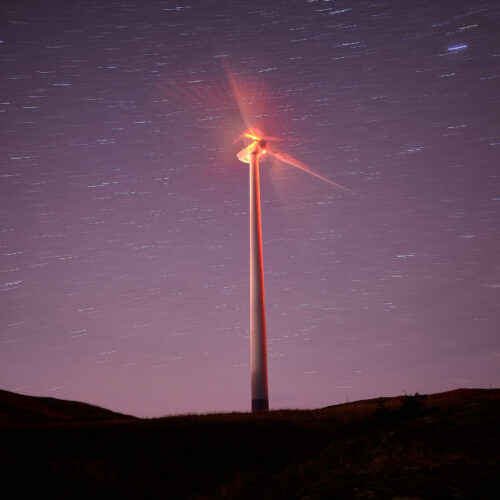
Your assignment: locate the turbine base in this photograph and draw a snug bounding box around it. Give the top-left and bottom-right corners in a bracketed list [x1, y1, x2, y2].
[252, 398, 269, 411]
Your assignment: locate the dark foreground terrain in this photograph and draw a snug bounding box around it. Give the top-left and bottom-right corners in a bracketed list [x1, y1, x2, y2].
[1, 388, 498, 499]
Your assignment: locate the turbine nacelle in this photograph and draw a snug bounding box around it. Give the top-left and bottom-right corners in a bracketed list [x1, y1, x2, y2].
[237, 137, 268, 164]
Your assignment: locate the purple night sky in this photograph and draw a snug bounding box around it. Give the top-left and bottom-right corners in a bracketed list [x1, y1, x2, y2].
[1, 0, 499, 417]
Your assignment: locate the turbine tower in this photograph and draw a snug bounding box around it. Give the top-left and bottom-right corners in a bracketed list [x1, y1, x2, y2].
[237, 131, 353, 412]
[238, 137, 269, 411]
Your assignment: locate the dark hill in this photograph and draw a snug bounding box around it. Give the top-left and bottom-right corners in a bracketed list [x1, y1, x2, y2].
[1, 388, 499, 499]
[0, 389, 135, 425]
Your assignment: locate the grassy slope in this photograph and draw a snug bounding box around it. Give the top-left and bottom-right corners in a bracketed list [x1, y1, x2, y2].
[0, 388, 135, 425]
[1, 388, 498, 499]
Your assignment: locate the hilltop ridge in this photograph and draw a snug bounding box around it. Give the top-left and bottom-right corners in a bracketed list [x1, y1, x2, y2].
[0, 388, 135, 425]
[1, 388, 498, 499]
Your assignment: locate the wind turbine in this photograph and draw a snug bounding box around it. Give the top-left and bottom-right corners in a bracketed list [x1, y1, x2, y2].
[237, 130, 353, 411]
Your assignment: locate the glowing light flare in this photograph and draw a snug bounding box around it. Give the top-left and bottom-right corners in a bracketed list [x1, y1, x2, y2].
[244, 132, 261, 141]
[241, 130, 287, 144]
[237, 131, 271, 164]
[233, 129, 262, 145]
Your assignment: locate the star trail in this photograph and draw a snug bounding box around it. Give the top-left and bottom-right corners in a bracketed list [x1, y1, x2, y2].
[1, 0, 499, 416]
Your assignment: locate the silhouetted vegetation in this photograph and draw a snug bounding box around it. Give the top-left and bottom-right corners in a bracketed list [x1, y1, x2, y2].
[1, 388, 499, 499]
[374, 392, 431, 424]
[399, 391, 426, 418]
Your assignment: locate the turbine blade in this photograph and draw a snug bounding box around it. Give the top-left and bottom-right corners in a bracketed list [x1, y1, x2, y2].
[271, 150, 354, 193]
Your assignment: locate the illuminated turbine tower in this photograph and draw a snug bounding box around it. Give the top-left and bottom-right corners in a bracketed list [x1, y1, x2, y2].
[238, 137, 269, 411]
[237, 131, 352, 412]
